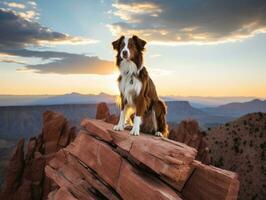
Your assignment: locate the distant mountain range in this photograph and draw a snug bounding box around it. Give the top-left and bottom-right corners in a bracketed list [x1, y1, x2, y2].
[203, 99, 266, 117]
[0, 92, 116, 106]
[163, 95, 260, 108]
[0, 93, 266, 140]
[166, 101, 232, 127]
[0, 92, 263, 107]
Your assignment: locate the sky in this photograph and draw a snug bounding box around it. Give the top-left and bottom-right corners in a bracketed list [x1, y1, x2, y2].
[0, 0, 266, 97]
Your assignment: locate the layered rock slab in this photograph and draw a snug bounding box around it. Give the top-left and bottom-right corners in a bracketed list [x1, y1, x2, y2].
[183, 161, 239, 200]
[46, 132, 181, 200]
[46, 119, 240, 200]
[82, 119, 197, 191]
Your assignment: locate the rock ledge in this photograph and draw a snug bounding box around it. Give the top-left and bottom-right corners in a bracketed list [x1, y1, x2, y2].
[46, 119, 239, 200]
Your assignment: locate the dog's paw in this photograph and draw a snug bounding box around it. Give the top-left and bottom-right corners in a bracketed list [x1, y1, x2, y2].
[155, 131, 163, 137]
[130, 127, 140, 136]
[113, 124, 124, 131]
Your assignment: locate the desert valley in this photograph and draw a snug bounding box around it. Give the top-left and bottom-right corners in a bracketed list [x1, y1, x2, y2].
[0, 94, 265, 199]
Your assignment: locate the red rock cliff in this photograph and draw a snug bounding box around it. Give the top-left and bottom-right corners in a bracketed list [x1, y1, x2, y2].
[0, 111, 76, 200]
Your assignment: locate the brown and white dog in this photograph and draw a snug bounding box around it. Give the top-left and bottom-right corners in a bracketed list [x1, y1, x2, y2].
[112, 35, 168, 137]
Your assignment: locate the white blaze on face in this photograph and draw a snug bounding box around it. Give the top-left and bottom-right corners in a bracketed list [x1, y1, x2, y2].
[120, 37, 130, 60]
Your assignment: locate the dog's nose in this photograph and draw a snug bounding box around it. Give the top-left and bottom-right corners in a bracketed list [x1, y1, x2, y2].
[122, 50, 128, 58]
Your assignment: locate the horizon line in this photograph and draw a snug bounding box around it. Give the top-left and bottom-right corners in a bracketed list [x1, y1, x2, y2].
[0, 92, 265, 99]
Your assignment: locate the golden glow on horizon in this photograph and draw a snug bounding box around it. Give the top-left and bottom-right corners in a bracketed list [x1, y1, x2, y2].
[1, 61, 266, 98]
[1, 71, 266, 98]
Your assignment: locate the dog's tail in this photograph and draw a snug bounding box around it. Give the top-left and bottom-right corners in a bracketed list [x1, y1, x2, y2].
[153, 99, 169, 138]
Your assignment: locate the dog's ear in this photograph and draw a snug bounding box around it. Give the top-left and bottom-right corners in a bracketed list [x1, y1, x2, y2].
[132, 35, 146, 51]
[112, 36, 125, 50]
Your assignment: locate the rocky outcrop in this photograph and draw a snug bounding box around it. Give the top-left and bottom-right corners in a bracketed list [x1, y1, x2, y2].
[96, 102, 118, 125]
[169, 119, 211, 164]
[0, 111, 76, 200]
[46, 119, 239, 200]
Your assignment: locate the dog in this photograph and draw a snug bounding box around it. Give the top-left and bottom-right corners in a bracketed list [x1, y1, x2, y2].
[112, 35, 168, 137]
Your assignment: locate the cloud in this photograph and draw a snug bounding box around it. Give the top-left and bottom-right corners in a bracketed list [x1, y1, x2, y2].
[17, 54, 115, 75]
[112, 2, 162, 21]
[0, 49, 114, 75]
[3, 49, 78, 59]
[0, 9, 96, 50]
[0, 58, 26, 65]
[28, 1, 37, 7]
[109, 0, 266, 44]
[0, 3, 112, 75]
[18, 10, 37, 20]
[3, 2, 25, 9]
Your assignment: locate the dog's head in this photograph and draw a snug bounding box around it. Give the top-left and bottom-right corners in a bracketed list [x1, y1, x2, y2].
[112, 35, 146, 68]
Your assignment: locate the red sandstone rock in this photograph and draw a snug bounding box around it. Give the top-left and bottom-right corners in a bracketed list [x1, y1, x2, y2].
[49, 187, 78, 200]
[1, 105, 240, 200]
[81, 119, 197, 191]
[95, 102, 119, 125]
[46, 133, 182, 200]
[46, 119, 240, 200]
[46, 150, 121, 200]
[0, 138, 25, 198]
[42, 111, 67, 143]
[116, 160, 182, 200]
[169, 119, 211, 164]
[182, 161, 239, 200]
[0, 111, 76, 200]
[96, 102, 110, 120]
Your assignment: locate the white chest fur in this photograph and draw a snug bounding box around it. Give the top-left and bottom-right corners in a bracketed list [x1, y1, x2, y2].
[119, 60, 142, 106]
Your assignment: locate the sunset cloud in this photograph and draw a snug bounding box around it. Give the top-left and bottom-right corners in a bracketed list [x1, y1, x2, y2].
[3, 2, 25, 9]
[18, 10, 38, 20]
[0, 58, 26, 65]
[109, 0, 266, 44]
[17, 54, 115, 75]
[0, 9, 95, 49]
[112, 2, 162, 21]
[1, 49, 115, 75]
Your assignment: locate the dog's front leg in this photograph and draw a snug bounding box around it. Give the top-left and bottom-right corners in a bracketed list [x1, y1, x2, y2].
[113, 110, 126, 131]
[130, 115, 141, 136]
[130, 97, 144, 136]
